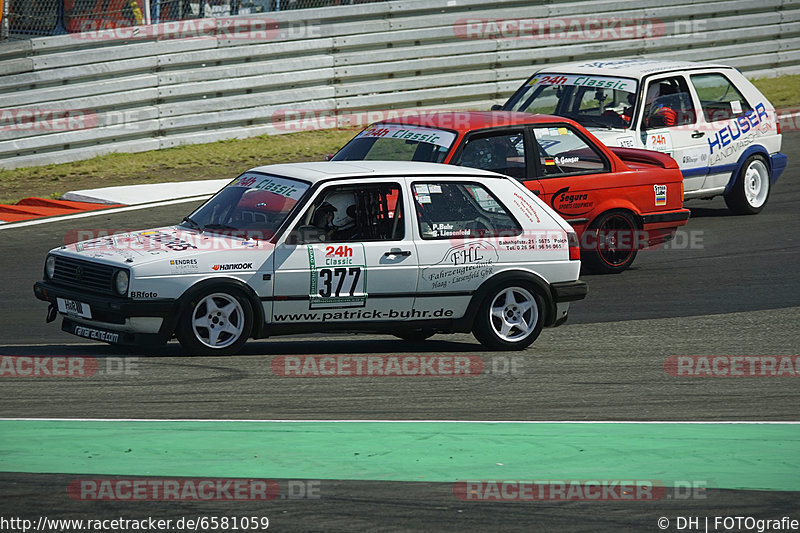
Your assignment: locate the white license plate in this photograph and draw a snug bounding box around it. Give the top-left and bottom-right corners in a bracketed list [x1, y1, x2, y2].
[56, 298, 92, 319]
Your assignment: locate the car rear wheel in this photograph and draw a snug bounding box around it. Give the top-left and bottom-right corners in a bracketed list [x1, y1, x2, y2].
[176, 288, 253, 356]
[472, 284, 544, 351]
[583, 210, 639, 274]
[724, 155, 770, 215]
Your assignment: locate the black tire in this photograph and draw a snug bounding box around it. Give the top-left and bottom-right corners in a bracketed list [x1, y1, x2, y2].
[175, 287, 253, 356]
[393, 329, 437, 342]
[582, 210, 639, 274]
[724, 155, 770, 215]
[472, 283, 545, 351]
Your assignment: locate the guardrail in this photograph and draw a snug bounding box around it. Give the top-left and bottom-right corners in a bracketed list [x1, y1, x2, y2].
[1, 0, 798, 169]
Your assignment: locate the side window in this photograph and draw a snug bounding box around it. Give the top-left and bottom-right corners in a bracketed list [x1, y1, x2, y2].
[412, 182, 522, 239]
[454, 131, 526, 179]
[642, 76, 697, 129]
[689, 73, 751, 123]
[288, 183, 404, 244]
[531, 126, 608, 177]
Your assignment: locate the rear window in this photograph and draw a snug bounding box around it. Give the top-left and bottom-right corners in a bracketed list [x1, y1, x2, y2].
[411, 182, 522, 239]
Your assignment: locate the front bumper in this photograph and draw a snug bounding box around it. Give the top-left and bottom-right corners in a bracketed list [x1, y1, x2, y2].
[33, 280, 179, 345]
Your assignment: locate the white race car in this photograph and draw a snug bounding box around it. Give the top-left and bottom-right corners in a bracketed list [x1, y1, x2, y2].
[500, 59, 787, 214]
[34, 162, 587, 355]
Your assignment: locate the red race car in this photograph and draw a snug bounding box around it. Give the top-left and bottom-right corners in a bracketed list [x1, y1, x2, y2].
[332, 111, 690, 273]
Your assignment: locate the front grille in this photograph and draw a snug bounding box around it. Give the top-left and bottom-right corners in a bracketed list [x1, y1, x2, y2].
[52, 256, 117, 295]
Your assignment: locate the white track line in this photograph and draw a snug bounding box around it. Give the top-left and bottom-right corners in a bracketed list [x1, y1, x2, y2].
[0, 418, 797, 424]
[0, 195, 211, 231]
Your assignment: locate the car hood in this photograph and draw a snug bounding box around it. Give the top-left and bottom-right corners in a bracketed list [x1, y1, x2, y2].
[54, 226, 274, 269]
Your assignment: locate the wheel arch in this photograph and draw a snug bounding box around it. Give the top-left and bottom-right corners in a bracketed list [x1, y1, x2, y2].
[458, 269, 556, 330]
[173, 277, 264, 339]
[723, 145, 771, 194]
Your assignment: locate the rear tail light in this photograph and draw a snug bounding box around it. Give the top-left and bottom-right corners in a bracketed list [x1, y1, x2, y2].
[777, 119, 782, 135]
[568, 231, 581, 261]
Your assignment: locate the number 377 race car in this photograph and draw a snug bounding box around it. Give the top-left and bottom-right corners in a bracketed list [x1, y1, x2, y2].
[34, 162, 587, 355]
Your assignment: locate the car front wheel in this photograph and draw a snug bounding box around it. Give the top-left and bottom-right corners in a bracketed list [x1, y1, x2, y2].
[176, 288, 253, 356]
[472, 284, 544, 351]
[725, 155, 770, 215]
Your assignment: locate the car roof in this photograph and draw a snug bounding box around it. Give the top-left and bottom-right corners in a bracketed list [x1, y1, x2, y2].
[535, 58, 734, 79]
[372, 111, 578, 132]
[245, 161, 503, 183]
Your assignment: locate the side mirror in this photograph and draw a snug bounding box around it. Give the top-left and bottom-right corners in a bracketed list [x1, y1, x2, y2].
[325, 153, 335, 161]
[490, 104, 503, 111]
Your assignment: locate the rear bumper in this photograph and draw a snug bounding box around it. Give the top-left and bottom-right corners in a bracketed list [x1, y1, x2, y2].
[551, 280, 588, 303]
[770, 153, 787, 184]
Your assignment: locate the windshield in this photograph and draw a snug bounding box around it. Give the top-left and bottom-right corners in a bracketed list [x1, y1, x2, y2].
[332, 124, 457, 163]
[182, 172, 309, 239]
[503, 73, 639, 129]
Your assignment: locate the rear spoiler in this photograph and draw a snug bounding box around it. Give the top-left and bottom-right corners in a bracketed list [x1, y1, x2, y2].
[609, 147, 679, 169]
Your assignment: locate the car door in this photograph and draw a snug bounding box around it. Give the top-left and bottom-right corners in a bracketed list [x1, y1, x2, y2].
[525, 124, 610, 226]
[271, 180, 417, 324]
[638, 74, 708, 194]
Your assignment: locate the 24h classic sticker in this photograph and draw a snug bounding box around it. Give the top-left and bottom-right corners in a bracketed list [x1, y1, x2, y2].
[308, 244, 367, 309]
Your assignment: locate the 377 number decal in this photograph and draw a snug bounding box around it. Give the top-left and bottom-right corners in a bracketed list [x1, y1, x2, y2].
[318, 267, 361, 298]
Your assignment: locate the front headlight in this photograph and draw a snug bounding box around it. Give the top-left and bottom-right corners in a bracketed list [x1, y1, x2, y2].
[45, 255, 56, 279]
[114, 270, 129, 296]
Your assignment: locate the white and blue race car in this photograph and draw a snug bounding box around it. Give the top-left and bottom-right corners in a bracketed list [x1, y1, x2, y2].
[500, 59, 787, 214]
[34, 162, 587, 355]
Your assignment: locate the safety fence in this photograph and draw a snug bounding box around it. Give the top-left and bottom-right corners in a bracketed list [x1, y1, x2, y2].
[0, 0, 798, 169]
[1, 1, 383, 40]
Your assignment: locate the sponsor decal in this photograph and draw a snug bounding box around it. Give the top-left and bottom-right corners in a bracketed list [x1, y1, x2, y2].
[129, 291, 158, 298]
[273, 307, 455, 323]
[526, 74, 636, 93]
[654, 184, 667, 206]
[72, 326, 120, 344]
[550, 187, 594, 216]
[707, 103, 769, 156]
[308, 244, 367, 309]
[170, 258, 199, 271]
[680, 147, 708, 167]
[211, 263, 254, 271]
[422, 242, 497, 290]
[512, 192, 541, 224]
[616, 136, 635, 148]
[356, 124, 456, 148]
[645, 132, 672, 152]
[141, 231, 197, 251]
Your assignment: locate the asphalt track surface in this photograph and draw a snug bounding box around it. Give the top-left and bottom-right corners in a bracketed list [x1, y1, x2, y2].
[0, 132, 798, 531]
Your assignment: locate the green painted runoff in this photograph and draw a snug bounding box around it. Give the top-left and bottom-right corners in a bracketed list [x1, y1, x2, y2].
[0, 420, 798, 491]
